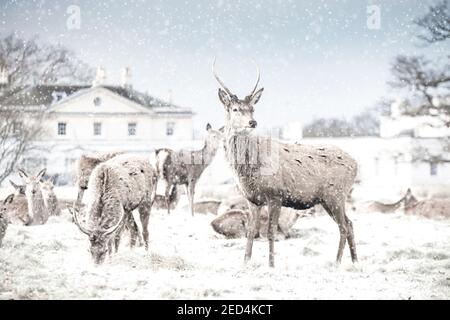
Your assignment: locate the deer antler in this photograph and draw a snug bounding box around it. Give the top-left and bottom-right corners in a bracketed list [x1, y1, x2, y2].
[103, 208, 126, 236]
[212, 57, 233, 96]
[248, 60, 260, 97]
[70, 206, 92, 236]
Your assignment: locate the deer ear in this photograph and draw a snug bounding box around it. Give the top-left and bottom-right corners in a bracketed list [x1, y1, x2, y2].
[249, 88, 264, 105]
[37, 168, 46, 181]
[218, 89, 231, 107]
[206, 123, 212, 131]
[9, 180, 18, 189]
[18, 169, 28, 179]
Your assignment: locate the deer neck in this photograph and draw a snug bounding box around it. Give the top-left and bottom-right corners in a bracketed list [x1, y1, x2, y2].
[200, 140, 218, 167]
[27, 190, 49, 225]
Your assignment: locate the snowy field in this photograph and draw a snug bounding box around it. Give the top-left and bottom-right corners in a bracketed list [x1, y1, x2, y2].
[1, 189, 450, 300]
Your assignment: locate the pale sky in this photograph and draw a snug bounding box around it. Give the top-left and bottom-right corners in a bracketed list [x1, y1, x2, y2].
[1, 0, 449, 131]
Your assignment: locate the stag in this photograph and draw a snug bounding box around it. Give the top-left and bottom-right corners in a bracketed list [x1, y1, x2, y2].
[155, 124, 222, 216]
[71, 154, 157, 263]
[213, 59, 358, 267]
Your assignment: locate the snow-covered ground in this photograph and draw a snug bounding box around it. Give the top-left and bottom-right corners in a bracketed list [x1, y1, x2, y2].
[1, 187, 450, 299]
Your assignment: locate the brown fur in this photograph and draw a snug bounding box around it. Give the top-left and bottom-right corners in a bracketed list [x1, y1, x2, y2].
[155, 124, 222, 216]
[213, 62, 357, 266]
[74, 154, 157, 264]
[74, 151, 124, 208]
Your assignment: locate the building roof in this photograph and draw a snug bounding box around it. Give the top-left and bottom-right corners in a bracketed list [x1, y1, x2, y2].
[0, 84, 193, 115]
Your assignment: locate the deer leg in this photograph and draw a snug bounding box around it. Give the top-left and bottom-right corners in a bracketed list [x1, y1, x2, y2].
[127, 213, 139, 248]
[139, 206, 151, 250]
[345, 215, 358, 262]
[267, 199, 281, 268]
[165, 184, 172, 215]
[322, 200, 348, 264]
[244, 202, 261, 263]
[186, 182, 195, 217]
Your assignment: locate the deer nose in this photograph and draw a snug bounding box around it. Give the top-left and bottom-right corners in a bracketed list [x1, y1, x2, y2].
[249, 120, 257, 128]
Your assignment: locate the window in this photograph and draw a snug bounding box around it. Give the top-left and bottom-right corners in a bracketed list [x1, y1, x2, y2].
[430, 162, 438, 176]
[93, 122, 102, 136]
[57, 122, 66, 136]
[52, 91, 66, 102]
[128, 122, 137, 136]
[93, 97, 102, 106]
[166, 122, 175, 136]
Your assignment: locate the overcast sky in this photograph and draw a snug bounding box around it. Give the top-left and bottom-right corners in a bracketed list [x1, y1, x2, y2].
[1, 0, 449, 131]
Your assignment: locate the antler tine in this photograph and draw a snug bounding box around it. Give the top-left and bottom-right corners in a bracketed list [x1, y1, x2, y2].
[212, 57, 233, 96]
[249, 60, 261, 97]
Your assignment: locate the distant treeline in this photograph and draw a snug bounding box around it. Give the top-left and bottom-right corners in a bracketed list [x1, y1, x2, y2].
[303, 109, 380, 138]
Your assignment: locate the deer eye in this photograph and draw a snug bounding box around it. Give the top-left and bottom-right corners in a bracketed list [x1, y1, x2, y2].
[232, 108, 238, 112]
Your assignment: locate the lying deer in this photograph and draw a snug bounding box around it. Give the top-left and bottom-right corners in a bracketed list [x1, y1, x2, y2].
[155, 124, 222, 216]
[213, 59, 358, 267]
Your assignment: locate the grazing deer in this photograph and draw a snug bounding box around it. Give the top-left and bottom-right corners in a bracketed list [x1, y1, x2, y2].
[74, 151, 123, 209]
[18, 168, 49, 225]
[213, 59, 358, 267]
[155, 124, 222, 216]
[71, 154, 157, 263]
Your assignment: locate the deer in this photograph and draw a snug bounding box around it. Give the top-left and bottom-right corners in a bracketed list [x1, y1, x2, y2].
[155, 124, 222, 216]
[18, 168, 49, 225]
[212, 59, 358, 267]
[70, 154, 157, 263]
[40, 178, 61, 216]
[0, 200, 8, 247]
[74, 151, 124, 210]
[1, 180, 32, 225]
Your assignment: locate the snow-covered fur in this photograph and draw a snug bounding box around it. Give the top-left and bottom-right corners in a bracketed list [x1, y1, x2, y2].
[74, 151, 123, 208]
[211, 205, 300, 239]
[0, 201, 8, 247]
[213, 65, 357, 267]
[40, 179, 61, 216]
[403, 189, 450, 219]
[155, 124, 222, 216]
[18, 169, 49, 225]
[74, 154, 157, 264]
[1, 193, 31, 225]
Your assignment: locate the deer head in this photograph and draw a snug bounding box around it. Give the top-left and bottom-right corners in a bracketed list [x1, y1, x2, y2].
[9, 180, 25, 195]
[70, 206, 125, 264]
[213, 58, 264, 135]
[205, 123, 223, 150]
[18, 168, 46, 198]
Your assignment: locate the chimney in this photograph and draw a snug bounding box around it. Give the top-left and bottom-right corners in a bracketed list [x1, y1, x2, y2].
[0, 65, 9, 86]
[92, 66, 106, 86]
[121, 67, 132, 89]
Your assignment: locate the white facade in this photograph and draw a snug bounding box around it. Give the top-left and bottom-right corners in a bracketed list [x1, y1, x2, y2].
[2, 84, 195, 184]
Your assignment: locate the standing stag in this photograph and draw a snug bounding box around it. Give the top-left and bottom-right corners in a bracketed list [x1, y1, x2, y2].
[213, 59, 358, 267]
[71, 154, 157, 264]
[155, 124, 222, 216]
[18, 168, 49, 225]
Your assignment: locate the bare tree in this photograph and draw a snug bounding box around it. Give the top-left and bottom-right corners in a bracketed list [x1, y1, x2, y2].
[0, 107, 45, 184]
[303, 108, 379, 137]
[389, 1, 450, 127]
[0, 33, 94, 90]
[415, 0, 450, 44]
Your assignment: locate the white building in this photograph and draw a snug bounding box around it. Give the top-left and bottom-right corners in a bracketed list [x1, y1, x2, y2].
[0, 68, 195, 184]
[280, 102, 450, 200]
